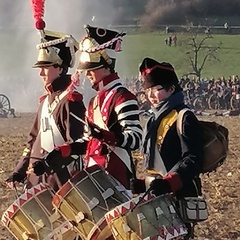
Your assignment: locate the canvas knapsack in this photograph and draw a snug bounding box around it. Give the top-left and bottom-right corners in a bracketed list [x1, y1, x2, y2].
[177, 109, 229, 173]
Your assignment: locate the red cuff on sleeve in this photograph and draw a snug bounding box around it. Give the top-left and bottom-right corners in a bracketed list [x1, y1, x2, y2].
[102, 130, 118, 146]
[164, 172, 182, 193]
[55, 144, 71, 157]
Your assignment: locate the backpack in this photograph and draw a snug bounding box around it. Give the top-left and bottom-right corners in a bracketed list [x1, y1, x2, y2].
[177, 109, 229, 173]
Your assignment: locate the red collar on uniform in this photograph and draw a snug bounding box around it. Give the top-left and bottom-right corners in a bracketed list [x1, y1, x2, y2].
[94, 73, 119, 91]
[45, 75, 71, 94]
[39, 94, 47, 103]
[45, 84, 54, 93]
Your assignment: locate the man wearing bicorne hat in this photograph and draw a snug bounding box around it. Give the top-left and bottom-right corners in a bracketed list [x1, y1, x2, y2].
[131, 57, 204, 239]
[6, 30, 86, 191]
[30, 25, 143, 190]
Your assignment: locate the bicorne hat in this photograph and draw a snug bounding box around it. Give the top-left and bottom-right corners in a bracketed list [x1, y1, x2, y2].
[139, 57, 179, 89]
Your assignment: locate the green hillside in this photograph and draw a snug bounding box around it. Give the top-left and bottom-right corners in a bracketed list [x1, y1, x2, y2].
[116, 32, 240, 79]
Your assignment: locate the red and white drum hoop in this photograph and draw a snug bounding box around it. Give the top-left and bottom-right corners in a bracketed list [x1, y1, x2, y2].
[2, 183, 46, 225]
[1, 183, 77, 240]
[52, 165, 130, 240]
[105, 193, 188, 240]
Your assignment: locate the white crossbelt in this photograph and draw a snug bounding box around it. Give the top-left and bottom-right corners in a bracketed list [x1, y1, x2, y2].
[40, 91, 68, 152]
[91, 88, 133, 173]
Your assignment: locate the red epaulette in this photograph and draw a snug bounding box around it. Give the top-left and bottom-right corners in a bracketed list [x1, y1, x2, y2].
[68, 91, 83, 102]
[39, 94, 47, 103]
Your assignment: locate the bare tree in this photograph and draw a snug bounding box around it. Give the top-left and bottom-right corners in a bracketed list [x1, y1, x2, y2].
[183, 27, 222, 79]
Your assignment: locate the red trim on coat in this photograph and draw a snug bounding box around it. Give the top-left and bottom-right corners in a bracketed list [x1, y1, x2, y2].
[95, 73, 119, 91]
[39, 94, 47, 103]
[68, 92, 83, 102]
[45, 84, 54, 93]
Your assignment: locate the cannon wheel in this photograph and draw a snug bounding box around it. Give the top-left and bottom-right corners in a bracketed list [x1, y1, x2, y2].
[0, 94, 11, 116]
[208, 94, 219, 110]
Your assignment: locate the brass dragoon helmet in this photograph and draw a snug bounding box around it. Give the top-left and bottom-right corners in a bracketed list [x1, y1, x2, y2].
[77, 25, 126, 71]
[33, 30, 79, 69]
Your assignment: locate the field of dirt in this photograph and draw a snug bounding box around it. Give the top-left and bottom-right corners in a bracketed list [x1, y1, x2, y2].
[0, 113, 239, 240]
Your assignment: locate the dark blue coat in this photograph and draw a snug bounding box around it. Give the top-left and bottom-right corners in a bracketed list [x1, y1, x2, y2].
[160, 107, 203, 197]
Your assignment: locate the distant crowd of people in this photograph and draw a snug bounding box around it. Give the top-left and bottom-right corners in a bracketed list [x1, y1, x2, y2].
[123, 74, 240, 112]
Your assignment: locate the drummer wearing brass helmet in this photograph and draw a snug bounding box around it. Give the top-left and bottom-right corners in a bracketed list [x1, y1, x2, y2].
[6, 29, 86, 191]
[29, 25, 143, 192]
[131, 57, 204, 239]
[75, 25, 142, 190]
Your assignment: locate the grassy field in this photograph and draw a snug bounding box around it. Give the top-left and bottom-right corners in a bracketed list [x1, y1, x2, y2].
[0, 29, 240, 79]
[117, 31, 240, 79]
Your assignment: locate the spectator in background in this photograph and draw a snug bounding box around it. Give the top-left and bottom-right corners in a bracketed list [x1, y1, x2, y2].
[205, 27, 210, 34]
[172, 34, 177, 47]
[165, 26, 169, 34]
[136, 91, 151, 112]
[165, 37, 168, 45]
[168, 35, 172, 46]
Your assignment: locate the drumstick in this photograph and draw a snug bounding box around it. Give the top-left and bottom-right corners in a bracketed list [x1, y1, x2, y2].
[70, 112, 87, 125]
[13, 183, 20, 199]
[130, 186, 152, 212]
[29, 156, 43, 161]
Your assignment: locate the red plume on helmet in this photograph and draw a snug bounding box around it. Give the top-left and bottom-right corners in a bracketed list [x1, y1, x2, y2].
[30, 0, 46, 31]
[30, 0, 79, 72]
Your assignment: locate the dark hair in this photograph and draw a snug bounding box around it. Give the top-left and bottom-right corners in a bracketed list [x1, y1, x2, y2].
[162, 82, 182, 94]
[100, 56, 115, 73]
[53, 64, 68, 75]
